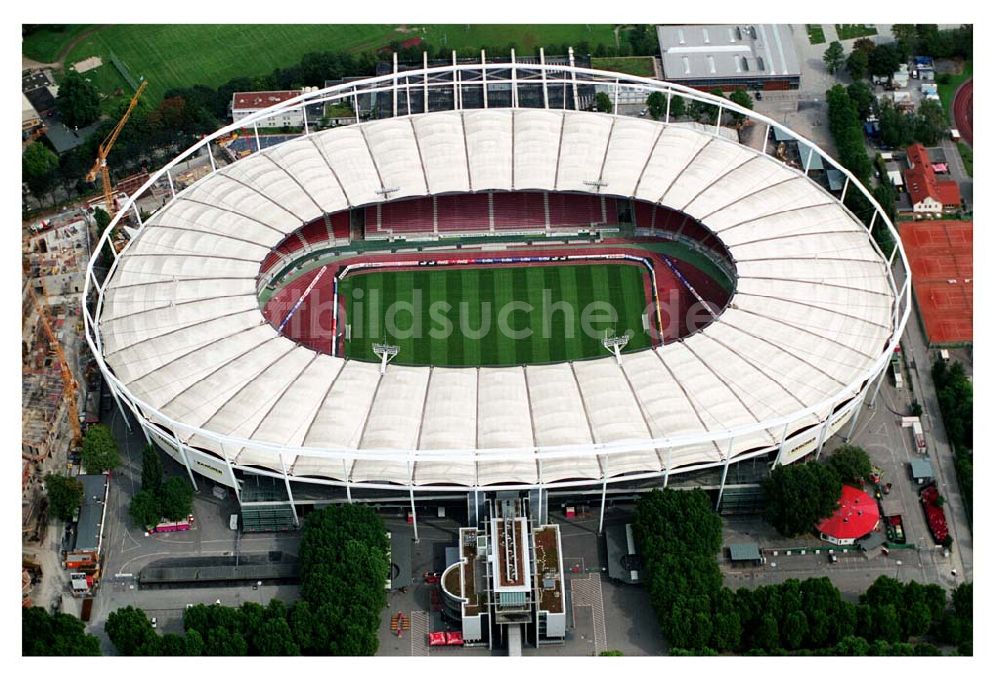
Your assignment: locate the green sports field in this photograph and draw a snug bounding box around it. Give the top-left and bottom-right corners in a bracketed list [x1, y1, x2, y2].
[26, 24, 619, 104]
[340, 264, 651, 367]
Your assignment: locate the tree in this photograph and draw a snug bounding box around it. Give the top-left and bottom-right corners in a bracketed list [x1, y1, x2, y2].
[873, 183, 898, 224]
[907, 602, 932, 638]
[728, 89, 754, 126]
[141, 444, 164, 493]
[892, 25, 918, 61]
[915, 24, 947, 58]
[646, 91, 667, 121]
[826, 85, 872, 185]
[159, 476, 194, 521]
[714, 611, 742, 651]
[22, 142, 60, 199]
[871, 605, 902, 643]
[953, 582, 973, 621]
[298, 503, 388, 655]
[845, 50, 869, 81]
[669, 94, 687, 120]
[827, 445, 871, 486]
[834, 635, 869, 656]
[44, 473, 83, 521]
[763, 462, 843, 537]
[914, 99, 948, 146]
[853, 37, 877, 57]
[877, 97, 915, 149]
[783, 610, 808, 650]
[869, 44, 901, 78]
[106, 606, 160, 656]
[129, 489, 161, 529]
[23, 607, 102, 655]
[255, 617, 300, 655]
[81, 423, 120, 473]
[823, 41, 846, 74]
[846, 80, 875, 119]
[755, 613, 780, 652]
[204, 626, 247, 656]
[57, 70, 101, 129]
[93, 206, 111, 231]
[594, 91, 613, 113]
[687, 94, 716, 123]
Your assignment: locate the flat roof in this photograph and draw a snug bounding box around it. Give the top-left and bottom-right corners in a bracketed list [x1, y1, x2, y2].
[490, 517, 530, 592]
[657, 24, 800, 81]
[900, 221, 973, 345]
[233, 90, 300, 111]
[728, 542, 762, 561]
[73, 474, 107, 552]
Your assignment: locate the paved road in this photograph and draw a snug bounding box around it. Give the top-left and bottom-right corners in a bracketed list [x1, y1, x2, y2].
[894, 283, 973, 582]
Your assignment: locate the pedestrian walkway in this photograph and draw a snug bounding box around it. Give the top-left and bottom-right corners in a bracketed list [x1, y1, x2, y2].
[571, 574, 607, 655]
[410, 610, 429, 656]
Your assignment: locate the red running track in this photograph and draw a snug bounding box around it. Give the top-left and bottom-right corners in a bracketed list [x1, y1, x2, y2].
[953, 78, 973, 146]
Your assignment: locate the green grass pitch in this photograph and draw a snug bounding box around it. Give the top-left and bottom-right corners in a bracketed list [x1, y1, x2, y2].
[25, 24, 618, 104]
[339, 264, 651, 367]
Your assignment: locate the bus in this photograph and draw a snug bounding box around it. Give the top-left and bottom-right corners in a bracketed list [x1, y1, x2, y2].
[149, 515, 195, 534]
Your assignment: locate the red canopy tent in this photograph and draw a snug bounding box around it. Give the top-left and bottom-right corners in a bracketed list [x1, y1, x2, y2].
[446, 631, 464, 646]
[816, 485, 880, 544]
[428, 632, 446, 647]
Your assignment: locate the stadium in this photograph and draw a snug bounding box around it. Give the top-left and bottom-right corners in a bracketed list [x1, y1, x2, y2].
[84, 54, 911, 527]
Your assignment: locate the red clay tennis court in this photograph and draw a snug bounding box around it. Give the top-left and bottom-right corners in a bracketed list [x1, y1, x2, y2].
[900, 220, 972, 345]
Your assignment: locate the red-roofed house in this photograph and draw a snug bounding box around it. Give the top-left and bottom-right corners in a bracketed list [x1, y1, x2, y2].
[902, 143, 961, 215]
[816, 485, 880, 546]
[232, 90, 306, 128]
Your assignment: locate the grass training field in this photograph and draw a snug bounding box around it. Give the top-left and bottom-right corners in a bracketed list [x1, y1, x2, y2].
[26, 24, 619, 104]
[834, 24, 878, 41]
[339, 263, 651, 367]
[935, 61, 972, 123]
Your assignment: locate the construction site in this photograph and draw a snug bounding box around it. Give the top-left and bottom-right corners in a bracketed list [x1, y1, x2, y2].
[22, 77, 152, 614]
[21, 206, 100, 608]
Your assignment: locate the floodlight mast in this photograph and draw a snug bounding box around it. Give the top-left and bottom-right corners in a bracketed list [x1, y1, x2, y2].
[373, 342, 400, 375]
[602, 333, 630, 366]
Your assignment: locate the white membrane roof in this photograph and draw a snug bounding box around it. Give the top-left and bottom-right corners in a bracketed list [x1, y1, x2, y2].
[99, 108, 895, 487]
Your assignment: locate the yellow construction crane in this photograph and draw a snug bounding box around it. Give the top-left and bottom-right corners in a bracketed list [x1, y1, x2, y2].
[25, 281, 81, 449]
[86, 79, 148, 217]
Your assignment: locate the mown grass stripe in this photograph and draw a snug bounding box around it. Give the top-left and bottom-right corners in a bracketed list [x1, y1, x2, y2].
[491, 267, 515, 366]
[445, 269, 466, 366]
[428, 271, 450, 366]
[460, 268, 484, 365]
[525, 267, 551, 364]
[512, 268, 535, 366]
[545, 266, 566, 363]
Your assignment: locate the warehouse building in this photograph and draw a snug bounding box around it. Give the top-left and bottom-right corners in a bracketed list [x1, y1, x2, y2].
[656, 24, 800, 91]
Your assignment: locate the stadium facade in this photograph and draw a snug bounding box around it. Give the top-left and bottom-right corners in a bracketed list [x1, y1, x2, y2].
[84, 53, 911, 528]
